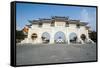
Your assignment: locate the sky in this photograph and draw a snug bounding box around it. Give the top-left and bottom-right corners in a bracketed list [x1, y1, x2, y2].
[16, 3, 97, 31]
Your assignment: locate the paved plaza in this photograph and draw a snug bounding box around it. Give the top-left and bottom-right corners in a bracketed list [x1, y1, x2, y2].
[16, 43, 97, 65]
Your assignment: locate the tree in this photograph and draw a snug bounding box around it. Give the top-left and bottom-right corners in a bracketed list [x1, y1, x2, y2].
[16, 30, 27, 43]
[89, 31, 97, 42]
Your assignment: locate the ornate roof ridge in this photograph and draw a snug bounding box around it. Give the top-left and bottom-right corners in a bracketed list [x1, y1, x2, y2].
[28, 16, 88, 26]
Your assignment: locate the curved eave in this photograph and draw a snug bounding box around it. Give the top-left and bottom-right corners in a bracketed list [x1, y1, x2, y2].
[52, 16, 69, 19]
[26, 24, 32, 28]
[28, 20, 40, 24]
[85, 26, 90, 30]
[79, 22, 88, 26]
[39, 19, 52, 23]
[68, 20, 80, 24]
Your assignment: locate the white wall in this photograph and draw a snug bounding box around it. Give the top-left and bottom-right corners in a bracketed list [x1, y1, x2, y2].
[43, 23, 51, 27]
[55, 21, 65, 27]
[0, 0, 99, 68]
[31, 24, 39, 28]
[28, 21, 89, 44]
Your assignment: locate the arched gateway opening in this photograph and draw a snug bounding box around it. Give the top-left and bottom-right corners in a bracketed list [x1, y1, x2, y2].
[54, 31, 66, 44]
[31, 33, 38, 40]
[69, 32, 77, 43]
[41, 32, 50, 43]
[81, 34, 87, 42]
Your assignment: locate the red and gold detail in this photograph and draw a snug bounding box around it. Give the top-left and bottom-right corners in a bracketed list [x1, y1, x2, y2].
[23, 27, 29, 33]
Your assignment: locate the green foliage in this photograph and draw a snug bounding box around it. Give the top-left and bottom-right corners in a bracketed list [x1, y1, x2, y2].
[16, 30, 27, 43]
[89, 31, 97, 42]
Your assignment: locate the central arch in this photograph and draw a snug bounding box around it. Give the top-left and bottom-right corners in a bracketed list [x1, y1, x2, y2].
[54, 31, 66, 44]
[69, 32, 77, 43]
[41, 32, 50, 43]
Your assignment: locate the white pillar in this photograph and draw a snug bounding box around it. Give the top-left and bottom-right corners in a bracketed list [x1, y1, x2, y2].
[64, 29, 68, 44]
[50, 38, 54, 44]
[66, 32, 70, 44]
[86, 30, 94, 43]
[77, 34, 84, 44]
[37, 32, 42, 44]
[77, 27, 85, 44]
[86, 30, 90, 42]
[27, 28, 33, 43]
[66, 27, 70, 44]
[67, 36, 70, 44]
[50, 30, 54, 44]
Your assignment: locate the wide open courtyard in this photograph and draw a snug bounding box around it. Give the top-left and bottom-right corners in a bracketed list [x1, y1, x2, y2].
[16, 43, 97, 65]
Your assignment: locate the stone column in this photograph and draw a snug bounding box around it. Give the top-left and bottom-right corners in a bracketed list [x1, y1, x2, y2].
[27, 28, 31, 39]
[86, 30, 89, 42]
[77, 28, 84, 44]
[86, 30, 94, 43]
[67, 36, 70, 44]
[37, 32, 42, 44]
[50, 30, 54, 44]
[66, 27, 70, 44]
[27, 28, 33, 43]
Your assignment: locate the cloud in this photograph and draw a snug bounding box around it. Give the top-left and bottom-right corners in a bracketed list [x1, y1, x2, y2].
[80, 9, 91, 28]
[80, 9, 90, 22]
[80, 8, 96, 31]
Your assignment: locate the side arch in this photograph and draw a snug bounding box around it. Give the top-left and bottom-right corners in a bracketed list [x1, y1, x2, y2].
[80, 34, 87, 42]
[31, 33, 38, 40]
[69, 32, 78, 43]
[41, 32, 50, 43]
